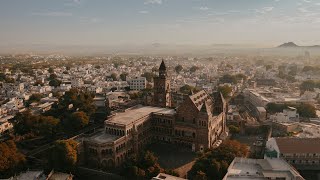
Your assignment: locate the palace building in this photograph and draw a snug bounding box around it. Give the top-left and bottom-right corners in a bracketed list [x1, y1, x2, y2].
[79, 60, 227, 169]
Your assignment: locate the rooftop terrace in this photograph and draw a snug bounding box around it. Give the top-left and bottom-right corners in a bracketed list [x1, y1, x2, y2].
[106, 105, 175, 126]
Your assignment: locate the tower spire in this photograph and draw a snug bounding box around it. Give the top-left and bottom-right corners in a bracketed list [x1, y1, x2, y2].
[159, 59, 167, 78]
[159, 59, 166, 70]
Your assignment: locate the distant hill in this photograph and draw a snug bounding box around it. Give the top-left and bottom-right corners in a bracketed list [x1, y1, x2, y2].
[278, 42, 320, 48]
[278, 42, 299, 48]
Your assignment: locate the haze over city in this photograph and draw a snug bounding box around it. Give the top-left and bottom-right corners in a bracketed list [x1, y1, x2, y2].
[1, 0, 320, 53]
[1, 1, 320, 180]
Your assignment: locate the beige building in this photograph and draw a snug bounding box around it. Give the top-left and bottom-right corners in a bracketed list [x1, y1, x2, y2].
[266, 138, 320, 169]
[80, 61, 226, 169]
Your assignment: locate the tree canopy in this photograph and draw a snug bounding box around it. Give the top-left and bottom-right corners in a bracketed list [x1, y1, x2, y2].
[120, 72, 128, 81]
[180, 84, 200, 95]
[13, 111, 60, 138]
[64, 111, 89, 131]
[121, 151, 179, 180]
[266, 103, 316, 118]
[49, 140, 78, 172]
[175, 65, 183, 74]
[26, 93, 43, 106]
[141, 72, 154, 82]
[219, 74, 246, 84]
[190, 66, 199, 73]
[217, 85, 232, 98]
[189, 140, 248, 180]
[0, 140, 26, 178]
[300, 80, 320, 92]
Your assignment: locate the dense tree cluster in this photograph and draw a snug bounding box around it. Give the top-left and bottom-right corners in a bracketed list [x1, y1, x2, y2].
[45, 88, 95, 133]
[180, 84, 200, 95]
[0, 140, 26, 178]
[26, 93, 44, 106]
[48, 88, 96, 118]
[65, 111, 89, 132]
[302, 66, 320, 73]
[190, 66, 199, 73]
[48, 73, 62, 87]
[175, 65, 183, 74]
[300, 80, 320, 92]
[0, 73, 15, 83]
[141, 72, 155, 82]
[228, 125, 240, 134]
[265, 64, 273, 71]
[219, 74, 246, 84]
[217, 85, 232, 98]
[13, 111, 60, 139]
[266, 103, 317, 118]
[189, 140, 248, 180]
[120, 72, 128, 81]
[121, 151, 179, 180]
[49, 140, 78, 172]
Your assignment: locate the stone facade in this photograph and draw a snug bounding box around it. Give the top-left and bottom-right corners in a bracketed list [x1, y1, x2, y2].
[153, 60, 172, 108]
[80, 61, 226, 169]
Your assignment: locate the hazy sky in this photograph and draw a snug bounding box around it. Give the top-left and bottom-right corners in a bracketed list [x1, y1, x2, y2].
[1, 0, 320, 47]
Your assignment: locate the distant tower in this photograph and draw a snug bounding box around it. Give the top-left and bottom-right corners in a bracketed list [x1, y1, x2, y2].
[153, 60, 171, 107]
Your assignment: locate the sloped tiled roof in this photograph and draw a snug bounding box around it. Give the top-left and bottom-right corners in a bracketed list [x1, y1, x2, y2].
[275, 138, 320, 154]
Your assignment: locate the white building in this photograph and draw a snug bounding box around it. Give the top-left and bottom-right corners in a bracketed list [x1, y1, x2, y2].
[223, 157, 304, 180]
[271, 107, 299, 122]
[129, 77, 146, 91]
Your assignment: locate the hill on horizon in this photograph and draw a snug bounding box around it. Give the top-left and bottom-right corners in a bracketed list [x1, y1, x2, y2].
[278, 42, 320, 48]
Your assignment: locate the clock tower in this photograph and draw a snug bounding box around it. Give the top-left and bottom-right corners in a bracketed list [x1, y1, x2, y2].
[153, 60, 171, 107]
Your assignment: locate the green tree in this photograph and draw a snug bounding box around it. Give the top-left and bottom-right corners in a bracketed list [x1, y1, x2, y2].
[265, 65, 272, 71]
[48, 67, 54, 73]
[48, 88, 96, 118]
[49, 140, 78, 172]
[175, 65, 183, 74]
[189, 140, 248, 180]
[190, 66, 199, 73]
[0, 73, 5, 82]
[65, 111, 89, 131]
[110, 73, 118, 81]
[217, 85, 232, 98]
[141, 72, 154, 82]
[27, 93, 43, 105]
[228, 125, 240, 134]
[38, 116, 60, 138]
[180, 85, 199, 95]
[13, 111, 60, 138]
[122, 151, 165, 180]
[219, 74, 237, 84]
[120, 72, 128, 81]
[0, 140, 26, 178]
[297, 104, 317, 118]
[300, 80, 316, 92]
[49, 79, 62, 87]
[49, 73, 58, 80]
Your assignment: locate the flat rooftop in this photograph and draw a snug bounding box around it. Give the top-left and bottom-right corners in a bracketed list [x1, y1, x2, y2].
[224, 158, 304, 180]
[107, 105, 175, 126]
[14, 171, 45, 180]
[87, 131, 121, 144]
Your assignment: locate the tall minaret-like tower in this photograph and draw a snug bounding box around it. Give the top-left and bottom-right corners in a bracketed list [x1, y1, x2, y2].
[153, 60, 171, 107]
